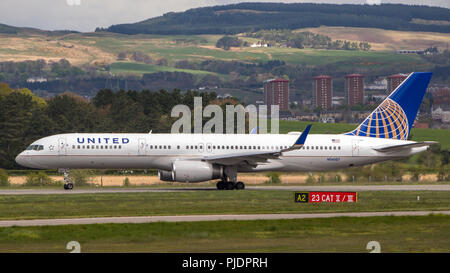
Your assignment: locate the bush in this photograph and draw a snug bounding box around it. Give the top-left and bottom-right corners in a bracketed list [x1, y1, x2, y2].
[70, 170, 94, 186]
[306, 173, 315, 184]
[123, 177, 130, 187]
[0, 169, 10, 187]
[265, 172, 281, 184]
[25, 171, 53, 186]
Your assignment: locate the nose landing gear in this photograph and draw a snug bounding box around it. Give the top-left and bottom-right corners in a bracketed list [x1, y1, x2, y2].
[60, 169, 73, 190]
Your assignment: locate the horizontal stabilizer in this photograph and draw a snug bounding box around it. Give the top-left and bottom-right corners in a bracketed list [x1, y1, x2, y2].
[373, 141, 437, 152]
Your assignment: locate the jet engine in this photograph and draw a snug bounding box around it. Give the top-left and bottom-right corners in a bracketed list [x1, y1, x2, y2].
[158, 161, 223, 182]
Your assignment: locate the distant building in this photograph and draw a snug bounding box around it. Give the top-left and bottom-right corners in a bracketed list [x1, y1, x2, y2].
[428, 87, 450, 105]
[345, 74, 364, 106]
[250, 42, 268, 48]
[26, 77, 47, 83]
[396, 50, 424, 54]
[387, 74, 408, 94]
[432, 105, 450, 123]
[312, 75, 333, 110]
[414, 121, 429, 129]
[264, 78, 289, 113]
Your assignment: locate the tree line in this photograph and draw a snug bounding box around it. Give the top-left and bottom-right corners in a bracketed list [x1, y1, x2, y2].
[246, 30, 371, 50]
[0, 83, 218, 169]
[105, 3, 450, 35]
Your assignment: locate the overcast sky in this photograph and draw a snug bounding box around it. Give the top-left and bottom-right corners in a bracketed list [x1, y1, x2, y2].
[0, 0, 448, 32]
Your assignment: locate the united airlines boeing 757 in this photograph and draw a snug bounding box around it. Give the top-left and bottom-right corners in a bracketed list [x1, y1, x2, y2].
[16, 72, 436, 190]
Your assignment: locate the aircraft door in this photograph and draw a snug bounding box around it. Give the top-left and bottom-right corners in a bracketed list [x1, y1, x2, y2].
[351, 139, 360, 156]
[58, 138, 67, 156]
[138, 138, 146, 156]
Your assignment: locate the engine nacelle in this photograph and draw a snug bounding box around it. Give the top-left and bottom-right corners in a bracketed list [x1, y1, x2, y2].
[159, 161, 223, 182]
[158, 170, 174, 182]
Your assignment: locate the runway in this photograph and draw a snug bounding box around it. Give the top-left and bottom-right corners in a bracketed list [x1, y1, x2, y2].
[0, 210, 448, 227]
[0, 184, 449, 195]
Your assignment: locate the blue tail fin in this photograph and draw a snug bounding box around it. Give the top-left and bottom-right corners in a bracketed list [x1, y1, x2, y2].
[345, 72, 432, 140]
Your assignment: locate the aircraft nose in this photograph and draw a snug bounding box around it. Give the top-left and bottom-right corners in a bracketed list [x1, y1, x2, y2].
[15, 152, 27, 167]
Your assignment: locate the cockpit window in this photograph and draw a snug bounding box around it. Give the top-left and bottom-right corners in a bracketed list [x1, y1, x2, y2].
[27, 145, 44, 151]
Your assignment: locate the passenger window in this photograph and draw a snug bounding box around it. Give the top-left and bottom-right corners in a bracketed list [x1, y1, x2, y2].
[77, 145, 80, 149]
[118, 145, 121, 149]
[96, 145, 99, 149]
[114, 145, 117, 149]
[87, 145, 90, 149]
[72, 145, 75, 149]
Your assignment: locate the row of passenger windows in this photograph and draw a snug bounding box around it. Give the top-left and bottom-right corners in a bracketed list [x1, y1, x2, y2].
[73, 145, 122, 150]
[148, 145, 341, 151]
[149, 145, 290, 150]
[301, 145, 341, 150]
[72, 144, 342, 151]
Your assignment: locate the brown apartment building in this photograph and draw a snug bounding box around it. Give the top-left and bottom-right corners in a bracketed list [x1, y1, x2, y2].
[345, 74, 364, 106]
[264, 78, 290, 112]
[312, 75, 333, 110]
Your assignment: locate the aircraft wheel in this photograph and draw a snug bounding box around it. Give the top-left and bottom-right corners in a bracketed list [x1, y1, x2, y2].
[235, 182, 245, 190]
[226, 182, 236, 190]
[216, 181, 226, 190]
[65, 183, 73, 190]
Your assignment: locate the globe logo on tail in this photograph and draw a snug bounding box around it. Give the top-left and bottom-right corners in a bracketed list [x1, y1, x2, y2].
[347, 98, 409, 140]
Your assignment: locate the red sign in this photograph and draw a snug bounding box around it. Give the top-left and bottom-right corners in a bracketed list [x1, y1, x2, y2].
[308, 192, 357, 203]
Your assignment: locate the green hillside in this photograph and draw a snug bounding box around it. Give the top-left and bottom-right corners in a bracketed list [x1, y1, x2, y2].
[110, 62, 221, 76]
[106, 3, 450, 35]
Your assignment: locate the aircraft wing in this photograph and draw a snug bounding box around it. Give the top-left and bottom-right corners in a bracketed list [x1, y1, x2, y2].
[203, 125, 311, 166]
[373, 141, 437, 152]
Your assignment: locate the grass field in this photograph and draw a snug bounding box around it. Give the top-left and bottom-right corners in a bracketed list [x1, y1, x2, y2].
[0, 190, 448, 220]
[0, 215, 448, 252]
[109, 61, 222, 76]
[0, 30, 434, 71]
[300, 26, 450, 52]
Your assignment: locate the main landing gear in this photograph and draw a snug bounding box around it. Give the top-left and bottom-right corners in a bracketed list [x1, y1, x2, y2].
[61, 169, 74, 190]
[216, 181, 245, 190]
[216, 166, 245, 190]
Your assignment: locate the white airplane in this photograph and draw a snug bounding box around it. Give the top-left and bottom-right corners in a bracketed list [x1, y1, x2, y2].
[16, 72, 436, 190]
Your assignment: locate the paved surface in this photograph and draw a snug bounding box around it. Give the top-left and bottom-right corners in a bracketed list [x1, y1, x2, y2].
[0, 210, 448, 227]
[0, 185, 449, 195]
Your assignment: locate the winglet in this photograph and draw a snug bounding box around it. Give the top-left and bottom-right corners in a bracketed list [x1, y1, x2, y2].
[250, 126, 258, 134]
[287, 124, 312, 150]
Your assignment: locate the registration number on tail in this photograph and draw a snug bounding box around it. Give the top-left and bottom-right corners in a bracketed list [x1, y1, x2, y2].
[294, 192, 357, 203]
